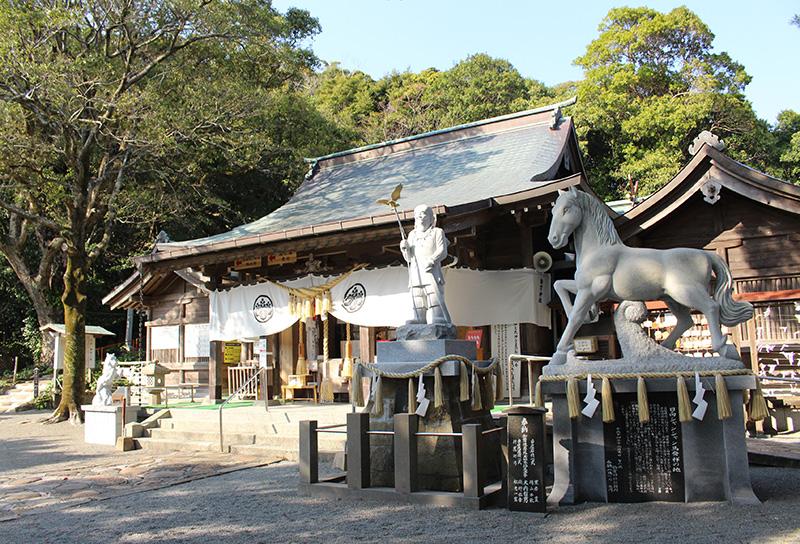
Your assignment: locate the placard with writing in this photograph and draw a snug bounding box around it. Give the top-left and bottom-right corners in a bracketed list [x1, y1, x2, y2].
[506, 407, 547, 512]
[603, 392, 684, 502]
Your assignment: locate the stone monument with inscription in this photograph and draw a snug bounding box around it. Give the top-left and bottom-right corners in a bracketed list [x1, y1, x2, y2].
[542, 186, 761, 505]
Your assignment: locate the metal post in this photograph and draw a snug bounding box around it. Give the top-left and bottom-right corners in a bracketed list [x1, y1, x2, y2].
[299, 420, 318, 484]
[12, 356, 18, 385]
[394, 413, 418, 494]
[262, 366, 269, 412]
[528, 360, 535, 406]
[462, 424, 483, 498]
[347, 412, 370, 489]
[33, 367, 39, 398]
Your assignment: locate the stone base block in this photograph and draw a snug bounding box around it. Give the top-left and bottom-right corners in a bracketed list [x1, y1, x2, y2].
[377, 339, 476, 367]
[82, 405, 137, 446]
[543, 375, 759, 505]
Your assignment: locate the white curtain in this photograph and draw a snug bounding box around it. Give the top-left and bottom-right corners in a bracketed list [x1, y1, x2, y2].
[208, 266, 550, 341]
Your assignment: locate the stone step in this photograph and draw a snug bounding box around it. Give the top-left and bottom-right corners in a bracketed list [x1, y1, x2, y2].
[148, 428, 256, 445]
[133, 437, 221, 453]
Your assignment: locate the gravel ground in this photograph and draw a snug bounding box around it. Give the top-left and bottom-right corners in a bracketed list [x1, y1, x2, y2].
[0, 461, 798, 544]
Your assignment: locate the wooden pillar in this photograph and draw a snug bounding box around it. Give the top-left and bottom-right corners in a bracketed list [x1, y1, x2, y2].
[519, 220, 536, 358]
[208, 340, 224, 402]
[359, 326, 376, 363]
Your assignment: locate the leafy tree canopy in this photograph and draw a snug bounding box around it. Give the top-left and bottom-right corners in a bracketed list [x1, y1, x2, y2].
[571, 6, 770, 198]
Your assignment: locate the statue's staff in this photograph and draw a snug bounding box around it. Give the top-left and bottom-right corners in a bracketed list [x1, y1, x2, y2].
[377, 184, 424, 288]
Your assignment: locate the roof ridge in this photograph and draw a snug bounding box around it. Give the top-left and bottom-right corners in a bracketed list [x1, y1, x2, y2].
[304, 96, 576, 164]
[302, 114, 570, 173]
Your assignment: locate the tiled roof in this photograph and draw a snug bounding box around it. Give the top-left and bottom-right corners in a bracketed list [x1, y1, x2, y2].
[162, 102, 576, 250]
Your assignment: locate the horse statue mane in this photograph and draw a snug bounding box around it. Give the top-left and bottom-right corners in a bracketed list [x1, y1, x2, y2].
[566, 189, 622, 247]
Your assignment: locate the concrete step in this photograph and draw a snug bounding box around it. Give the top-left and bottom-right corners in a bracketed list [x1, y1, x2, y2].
[159, 418, 338, 436]
[165, 405, 351, 425]
[228, 443, 340, 463]
[252, 433, 345, 450]
[133, 437, 221, 453]
[148, 428, 256, 445]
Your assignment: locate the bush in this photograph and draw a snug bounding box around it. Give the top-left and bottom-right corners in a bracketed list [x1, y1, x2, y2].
[32, 382, 55, 410]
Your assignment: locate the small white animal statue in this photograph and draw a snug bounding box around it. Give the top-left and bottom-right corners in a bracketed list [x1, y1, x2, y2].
[547, 186, 753, 365]
[92, 353, 120, 406]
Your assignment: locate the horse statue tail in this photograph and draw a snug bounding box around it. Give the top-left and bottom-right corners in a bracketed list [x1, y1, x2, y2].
[709, 253, 754, 326]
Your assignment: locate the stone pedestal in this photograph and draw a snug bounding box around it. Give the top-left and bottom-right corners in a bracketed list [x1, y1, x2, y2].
[366, 338, 501, 492]
[544, 375, 759, 505]
[82, 405, 137, 446]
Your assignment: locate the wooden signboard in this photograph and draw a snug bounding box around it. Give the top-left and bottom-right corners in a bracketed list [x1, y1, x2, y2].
[506, 406, 547, 512]
[267, 251, 297, 266]
[603, 392, 684, 502]
[234, 257, 262, 270]
[573, 336, 598, 354]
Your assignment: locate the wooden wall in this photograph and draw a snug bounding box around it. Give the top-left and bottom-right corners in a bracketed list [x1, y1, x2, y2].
[146, 276, 210, 386]
[629, 189, 800, 281]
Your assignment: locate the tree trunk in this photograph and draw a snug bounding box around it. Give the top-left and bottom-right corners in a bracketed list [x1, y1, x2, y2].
[46, 251, 87, 425]
[1, 251, 57, 367]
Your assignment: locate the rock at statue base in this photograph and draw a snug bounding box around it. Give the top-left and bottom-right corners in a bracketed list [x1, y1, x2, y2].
[395, 323, 457, 341]
[365, 338, 501, 492]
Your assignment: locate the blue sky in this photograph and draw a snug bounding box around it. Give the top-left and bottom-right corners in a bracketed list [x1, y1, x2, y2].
[273, 0, 799, 125]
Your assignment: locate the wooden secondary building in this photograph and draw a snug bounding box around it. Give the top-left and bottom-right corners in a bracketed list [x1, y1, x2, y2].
[105, 100, 589, 402]
[576, 133, 800, 409]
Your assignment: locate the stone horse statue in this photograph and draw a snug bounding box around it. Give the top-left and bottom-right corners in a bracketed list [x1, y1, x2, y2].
[547, 186, 753, 365]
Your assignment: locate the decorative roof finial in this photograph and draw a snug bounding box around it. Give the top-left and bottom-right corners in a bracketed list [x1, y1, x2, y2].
[689, 130, 726, 155]
[549, 106, 563, 130]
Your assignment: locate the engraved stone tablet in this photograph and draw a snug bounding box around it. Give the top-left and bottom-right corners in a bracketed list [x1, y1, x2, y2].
[603, 392, 684, 502]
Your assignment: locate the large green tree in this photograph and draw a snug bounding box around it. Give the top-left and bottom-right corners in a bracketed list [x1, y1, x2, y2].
[0, 0, 324, 423]
[572, 6, 768, 198]
[309, 54, 555, 145]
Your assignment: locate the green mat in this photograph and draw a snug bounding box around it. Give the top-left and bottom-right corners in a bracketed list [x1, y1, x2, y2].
[144, 400, 255, 410]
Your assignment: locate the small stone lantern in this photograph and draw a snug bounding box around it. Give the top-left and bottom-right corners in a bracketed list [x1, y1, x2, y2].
[141, 362, 168, 405]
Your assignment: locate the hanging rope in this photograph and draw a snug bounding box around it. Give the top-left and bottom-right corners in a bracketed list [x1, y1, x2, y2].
[296, 319, 307, 375]
[356, 354, 498, 380]
[319, 313, 334, 402]
[350, 355, 499, 410]
[342, 321, 353, 378]
[536, 368, 768, 422]
[269, 264, 365, 320]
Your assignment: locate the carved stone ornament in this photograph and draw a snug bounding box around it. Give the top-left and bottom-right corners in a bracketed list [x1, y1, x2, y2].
[689, 130, 726, 156]
[701, 178, 722, 205]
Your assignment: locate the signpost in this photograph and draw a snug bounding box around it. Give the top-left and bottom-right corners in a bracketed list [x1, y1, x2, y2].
[506, 406, 547, 512]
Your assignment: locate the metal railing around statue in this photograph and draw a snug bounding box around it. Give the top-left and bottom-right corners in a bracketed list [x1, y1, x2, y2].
[299, 412, 506, 507]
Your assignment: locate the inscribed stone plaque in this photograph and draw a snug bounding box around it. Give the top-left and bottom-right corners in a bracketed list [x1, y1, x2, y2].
[506, 407, 547, 512]
[603, 392, 684, 502]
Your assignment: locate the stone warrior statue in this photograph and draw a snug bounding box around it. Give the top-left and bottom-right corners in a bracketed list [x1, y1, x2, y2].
[400, 205, 452, 325]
